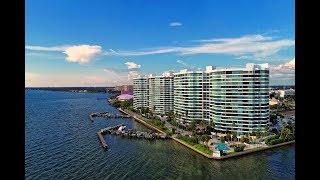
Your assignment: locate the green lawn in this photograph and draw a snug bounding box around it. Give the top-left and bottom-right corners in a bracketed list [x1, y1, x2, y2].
[193, 144, 213, 155]
[148, 119, 168, 131]
[176, 136, 213, 156]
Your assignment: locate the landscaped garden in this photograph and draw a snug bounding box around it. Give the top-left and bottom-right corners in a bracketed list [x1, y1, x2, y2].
[176, 134, 213, 155]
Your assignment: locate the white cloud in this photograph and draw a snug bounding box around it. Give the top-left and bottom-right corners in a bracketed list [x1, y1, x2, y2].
[125, 62, 141, 69]
[127, 71, 140, 80]
[177, 59, 188, 66]
[270, 58, 295, 73]
[235, 56, 251, 60]
[180, 35, 294, 57]
[25, 71, 130, 87]
[26, 44, 102, 64]
[194, 34, 273, 43]
[269, 58, 295, 85]
[169, 22, 182, 27]
[63, 45, 102, 64]
[107, 48, 178, 56]
[25, 45, 65, 51]
[104, 34, 294, 59]
[272, 58, 295, 72]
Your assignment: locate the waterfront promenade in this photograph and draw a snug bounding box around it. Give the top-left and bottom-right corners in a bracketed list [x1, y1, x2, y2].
[118, 108, 167, 135]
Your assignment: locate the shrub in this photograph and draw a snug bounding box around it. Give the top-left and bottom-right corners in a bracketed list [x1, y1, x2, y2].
[266, 138, 285, 145]
[234, 144, 245, 152]
[225, 134, 232, 141]
[264, 134, 280, 144]
[199, 134, 210, 142]
[220, 136, 225, 143]
[240, 137, 250, 143]
[149, 119, 168, 131]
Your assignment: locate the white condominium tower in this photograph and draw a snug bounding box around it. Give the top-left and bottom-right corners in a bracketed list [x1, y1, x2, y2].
[174, 69, 207, 122]
[148, 72, 174, 115]
[133, 76, 149, 109]
[173, 63, 269, 134]
[209, 63, 269, 134]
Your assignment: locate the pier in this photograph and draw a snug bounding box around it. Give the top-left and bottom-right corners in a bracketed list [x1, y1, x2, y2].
[97, 124, 168, 149]
[89, 112, 131, 122]
[97, 124, 124, 149]
[97, 132, 108, 148]
[105, 126, 168, 140]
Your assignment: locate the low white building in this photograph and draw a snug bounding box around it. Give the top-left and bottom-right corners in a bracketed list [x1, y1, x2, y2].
[269, 98, 279, 106]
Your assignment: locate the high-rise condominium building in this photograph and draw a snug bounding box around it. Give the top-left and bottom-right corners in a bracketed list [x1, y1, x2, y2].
[209, 63, 269, 134]
[133, 63, 269, 134]
[133, 72, 174, 115]
[173, 63, 269, 134]
[148, 72, 174, 115]
[133, 76, 149, 109]
[174, 69, 206, 122]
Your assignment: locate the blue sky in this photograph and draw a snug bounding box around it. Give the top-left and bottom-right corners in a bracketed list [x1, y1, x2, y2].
[26, 0, 295, 87]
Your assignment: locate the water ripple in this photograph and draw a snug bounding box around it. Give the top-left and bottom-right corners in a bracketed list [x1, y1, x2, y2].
[26, 90, 295, 179]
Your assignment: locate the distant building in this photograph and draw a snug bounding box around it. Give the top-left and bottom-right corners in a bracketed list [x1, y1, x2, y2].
[279, 89, 295, 98]
[133, 76, 149, 109]
[114, 85, 133, 95]
[148, 72, 174, 115]
[117, 94, 134, 101]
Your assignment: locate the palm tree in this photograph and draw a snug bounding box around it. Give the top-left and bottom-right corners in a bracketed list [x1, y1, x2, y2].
[232, 131, 237, 141]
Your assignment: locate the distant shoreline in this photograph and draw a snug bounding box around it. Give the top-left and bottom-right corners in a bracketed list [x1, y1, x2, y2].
[25, 87, 120, 93]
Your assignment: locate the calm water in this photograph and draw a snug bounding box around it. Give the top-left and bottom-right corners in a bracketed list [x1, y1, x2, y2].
[25, 90, 295, 179]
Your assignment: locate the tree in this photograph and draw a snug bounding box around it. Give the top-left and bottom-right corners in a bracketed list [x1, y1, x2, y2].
[172, 128, 176, 134]
[189, 120, 197, 131]
[240, 136, 250, 143]
[209, 119, 215, 127]
[199, 134, 210, 142]
[234, 144, 245, 152]
[255, 130, 262, 139]
[220, 136, 225, 143]
[232, 131, 238, 141]
[280, 127, 292, 140]
[270, 114, 278, 125]
[166, 111, 175, 121]
[225, 133, 231, 141]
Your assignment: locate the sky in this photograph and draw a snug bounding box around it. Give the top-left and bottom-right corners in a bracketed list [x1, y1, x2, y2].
[25, 0, 295, 87]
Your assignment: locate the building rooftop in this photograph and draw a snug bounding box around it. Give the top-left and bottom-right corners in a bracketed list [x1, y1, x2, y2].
[117, 94, 134, 100]
[174, 63, 269, 75]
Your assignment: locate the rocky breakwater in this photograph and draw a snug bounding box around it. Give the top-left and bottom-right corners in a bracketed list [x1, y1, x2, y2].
[103, 124, 168, 140]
